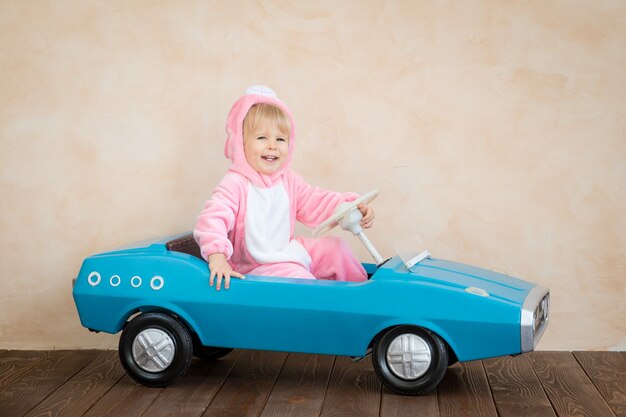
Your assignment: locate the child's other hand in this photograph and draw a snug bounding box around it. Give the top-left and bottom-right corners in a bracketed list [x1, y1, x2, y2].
[357, 203, 375, 229]
[207, 253, 245, 291]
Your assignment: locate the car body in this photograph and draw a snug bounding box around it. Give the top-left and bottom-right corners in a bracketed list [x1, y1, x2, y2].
[73, 232, 550, 394]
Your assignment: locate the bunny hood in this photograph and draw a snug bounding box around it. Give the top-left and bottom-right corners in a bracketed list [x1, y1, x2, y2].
[224, 86, 296, 188]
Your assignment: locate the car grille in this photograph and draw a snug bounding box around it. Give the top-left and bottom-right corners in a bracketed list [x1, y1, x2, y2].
[533, 293, 550, 337]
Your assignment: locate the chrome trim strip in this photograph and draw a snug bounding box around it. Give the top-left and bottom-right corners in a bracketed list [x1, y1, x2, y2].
[521, 285, 550, 353]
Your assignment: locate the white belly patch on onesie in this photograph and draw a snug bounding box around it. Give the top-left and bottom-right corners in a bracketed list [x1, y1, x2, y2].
[245, 182, 312, 268]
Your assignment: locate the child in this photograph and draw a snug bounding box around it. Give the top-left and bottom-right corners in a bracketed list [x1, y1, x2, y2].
[194, 85, 374, 290]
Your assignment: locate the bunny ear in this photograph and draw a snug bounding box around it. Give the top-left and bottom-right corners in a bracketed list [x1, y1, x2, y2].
[245, 85, 278, 98]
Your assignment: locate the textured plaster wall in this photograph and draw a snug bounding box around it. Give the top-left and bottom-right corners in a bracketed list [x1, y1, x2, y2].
[1, 1, 624, 350]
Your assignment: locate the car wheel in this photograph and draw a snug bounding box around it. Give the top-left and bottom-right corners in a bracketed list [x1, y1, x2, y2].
[372, 326, 448, 395]
[194, 346, 233, 361]
[119, 313, 193, 387]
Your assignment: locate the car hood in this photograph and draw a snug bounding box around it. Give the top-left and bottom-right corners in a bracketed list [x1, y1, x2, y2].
[376, 256, 535, 305]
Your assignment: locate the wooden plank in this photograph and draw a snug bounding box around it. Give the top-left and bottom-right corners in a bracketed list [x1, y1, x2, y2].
[23, 350, 125, 417]
[529, 351, 617, 417]
[143, 351, 242, 417]
[201, 350, 288, 417]
[437, 361, 498, 417]
[2, 349, 624, 417]
[380, 387, 440, 417]
[483, 355, 557, 417]
[82, 375, 164, 417]
[259, 353, 335, 417]
[0, 350, 95, 417]
[319, 356, 381, 417]
[573, 351, 626, 417]
[0, 351, 50, 390]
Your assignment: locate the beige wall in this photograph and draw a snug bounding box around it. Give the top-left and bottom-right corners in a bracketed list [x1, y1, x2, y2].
[1, 1, 624, 350]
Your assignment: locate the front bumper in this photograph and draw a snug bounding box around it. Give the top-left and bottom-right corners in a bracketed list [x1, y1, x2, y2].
[520, 285, 550, 352]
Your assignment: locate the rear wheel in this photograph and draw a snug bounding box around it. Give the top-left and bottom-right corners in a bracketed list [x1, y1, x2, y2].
[119, 313, 193, 387]
[372, 326, 448, 395]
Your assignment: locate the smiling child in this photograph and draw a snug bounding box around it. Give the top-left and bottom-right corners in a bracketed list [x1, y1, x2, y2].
[193, 86, 374, 290]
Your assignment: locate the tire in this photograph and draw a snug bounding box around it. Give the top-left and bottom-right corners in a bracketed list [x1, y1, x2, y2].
[194, 346, 233, 361]
[372, 326, 448, 395]
[119, 313, 193, 387]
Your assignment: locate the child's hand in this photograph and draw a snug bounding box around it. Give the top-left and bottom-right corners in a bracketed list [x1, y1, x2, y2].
[207, 253, 245, 291]
[357, 203, 375, 229]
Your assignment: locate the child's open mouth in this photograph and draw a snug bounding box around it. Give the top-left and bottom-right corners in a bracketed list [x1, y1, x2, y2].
[262, 156, 279, 162]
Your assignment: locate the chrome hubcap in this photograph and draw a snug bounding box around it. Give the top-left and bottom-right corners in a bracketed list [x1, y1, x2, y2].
[132, 328, 175, 372]
[386, 333, 432, 380]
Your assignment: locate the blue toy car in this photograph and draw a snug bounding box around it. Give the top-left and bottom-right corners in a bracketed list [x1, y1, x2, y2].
[72, 191, 549, 395]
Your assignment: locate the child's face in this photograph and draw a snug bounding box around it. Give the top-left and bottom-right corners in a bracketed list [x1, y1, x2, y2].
[243, 120, 290, 176]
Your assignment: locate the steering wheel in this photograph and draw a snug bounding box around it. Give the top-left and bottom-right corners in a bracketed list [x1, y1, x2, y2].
[312, 190, 379, 237]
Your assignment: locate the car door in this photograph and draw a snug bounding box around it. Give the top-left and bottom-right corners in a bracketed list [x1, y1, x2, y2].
[195, 275, 378, 357]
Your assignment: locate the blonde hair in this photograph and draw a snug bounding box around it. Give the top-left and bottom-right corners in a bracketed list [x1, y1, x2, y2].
[243, 103, 291, 140]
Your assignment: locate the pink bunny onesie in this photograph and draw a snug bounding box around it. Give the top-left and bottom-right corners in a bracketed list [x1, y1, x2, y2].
[193, 87, 367, 281]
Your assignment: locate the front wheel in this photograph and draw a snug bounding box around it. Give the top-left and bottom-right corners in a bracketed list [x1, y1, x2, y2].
[372, 326, 448, 395]
[119, 313, 193, 387]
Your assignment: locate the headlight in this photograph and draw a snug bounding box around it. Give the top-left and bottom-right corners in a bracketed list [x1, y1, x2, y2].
[521, 286, 550, 353]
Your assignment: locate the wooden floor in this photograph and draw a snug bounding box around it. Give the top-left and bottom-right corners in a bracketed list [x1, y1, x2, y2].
[0, 350, 624, 417]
